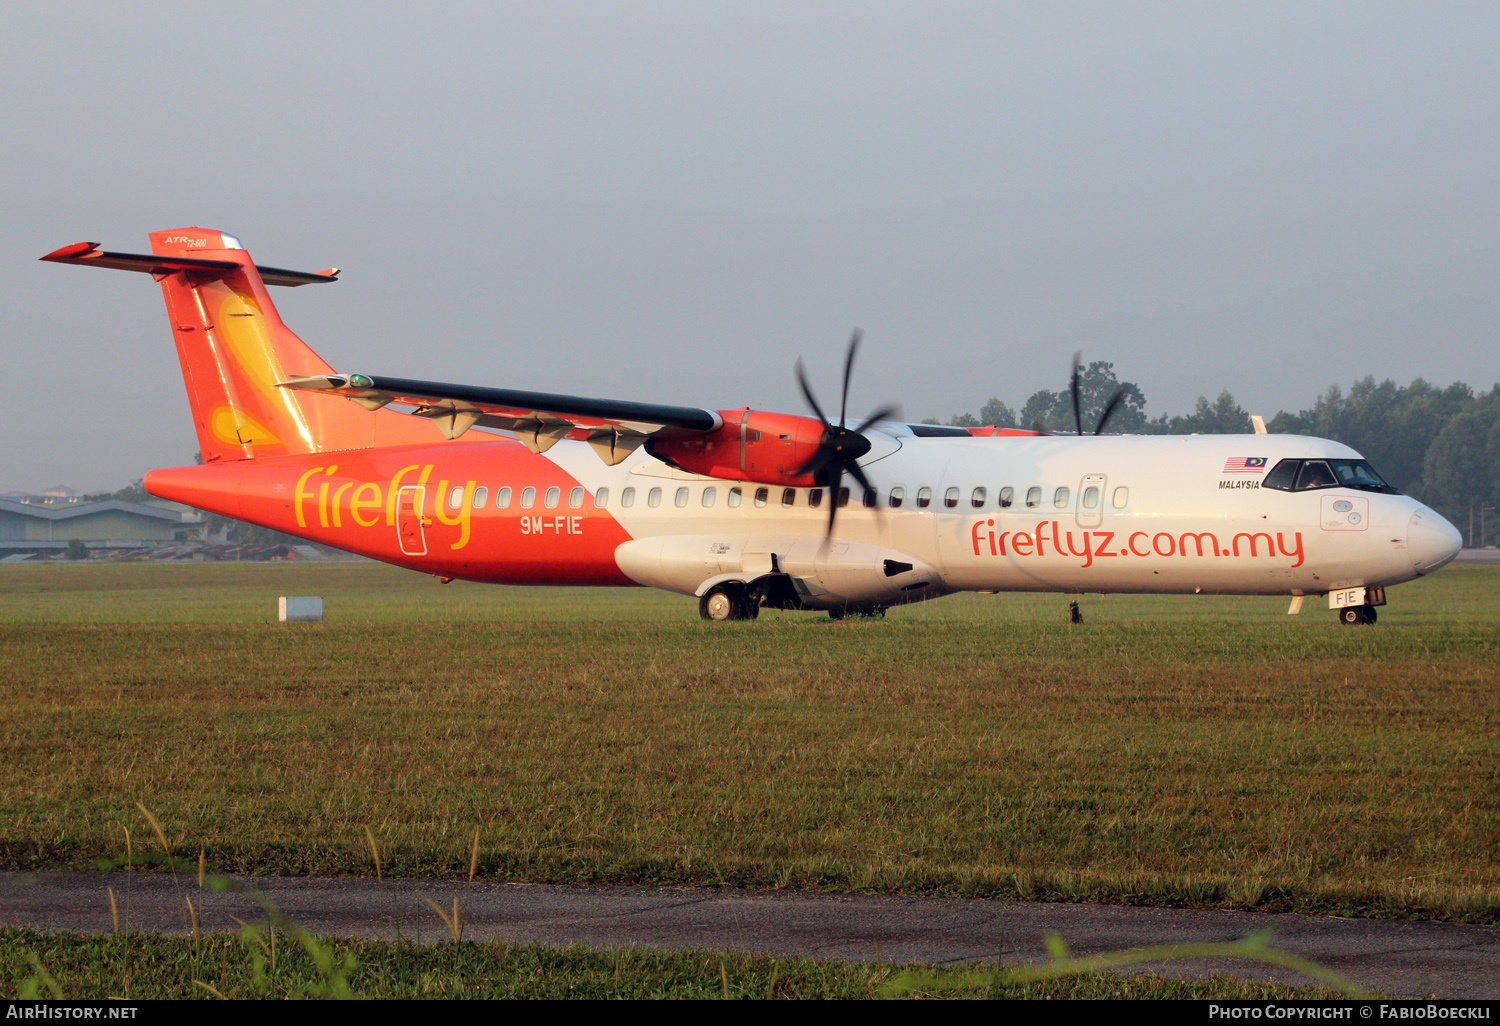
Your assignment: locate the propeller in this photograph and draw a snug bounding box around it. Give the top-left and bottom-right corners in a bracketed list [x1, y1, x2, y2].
[793, 329, 900, 539]
[1069, 351, 1130, 436]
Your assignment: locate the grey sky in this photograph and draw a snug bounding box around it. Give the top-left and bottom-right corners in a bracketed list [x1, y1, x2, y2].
[4, 1, 1497, 492]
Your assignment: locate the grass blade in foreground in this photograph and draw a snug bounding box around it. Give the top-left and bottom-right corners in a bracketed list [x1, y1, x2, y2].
[880, 930, 1368, 998]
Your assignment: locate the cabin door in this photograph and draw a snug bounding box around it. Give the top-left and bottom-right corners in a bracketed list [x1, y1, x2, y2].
[396, 485, 428, 556]
[1075, 474, 1107, 529]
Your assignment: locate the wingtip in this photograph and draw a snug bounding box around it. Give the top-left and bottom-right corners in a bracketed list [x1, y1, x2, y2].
[40, 241, 100, 262]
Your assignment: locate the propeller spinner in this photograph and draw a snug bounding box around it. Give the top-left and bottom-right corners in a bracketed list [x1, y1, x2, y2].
[793, 329, 899, 539]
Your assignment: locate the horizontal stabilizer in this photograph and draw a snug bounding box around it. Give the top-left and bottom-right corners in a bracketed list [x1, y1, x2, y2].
[278, 373, 721, 451]
[39, 242, 338, 286]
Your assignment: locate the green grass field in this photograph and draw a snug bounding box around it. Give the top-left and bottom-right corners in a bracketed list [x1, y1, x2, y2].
[2, 561, 1497, 925]
[4, 928, 1352, 1000]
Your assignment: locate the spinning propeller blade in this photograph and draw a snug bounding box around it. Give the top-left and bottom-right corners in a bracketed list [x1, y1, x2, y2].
[793, 329, 893, 540]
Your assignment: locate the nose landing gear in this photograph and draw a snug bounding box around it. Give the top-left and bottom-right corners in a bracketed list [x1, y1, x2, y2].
[1339, 604, 1378, 625]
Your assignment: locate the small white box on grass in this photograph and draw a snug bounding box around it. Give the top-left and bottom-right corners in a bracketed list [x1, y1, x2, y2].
[278, 596, 324, 622]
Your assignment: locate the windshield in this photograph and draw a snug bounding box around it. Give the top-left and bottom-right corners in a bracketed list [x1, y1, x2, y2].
[1262, 457, 1399, 494]
[1328, 459, 1396, 492]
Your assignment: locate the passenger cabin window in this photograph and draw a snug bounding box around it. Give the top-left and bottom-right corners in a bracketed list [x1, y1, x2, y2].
[520, 486, 536, 508]
[808, 489, 823, 509]
[837, 487, 850, 508]
[971, 487, 987, 508]
[889, 486, 905, 508]
[862, 487, 877, 508]
[1025, 486, 1041, 508]
[594, 487, 609, 507]
[1082, 486, 1099, 509]
[449, 485, 466, 510]
[944, 487, 959, 508]
[1112, 486, 1129, 509]
[674, 487, 689, 508]
[998, 486, 1014, 508]
[702, 487, 716, 507]
[497, 486, 512, 508]
[727, 487, 742, 508]
[1053, 487, 1070, 509]
[569, 486, 584, 508]
[647, 487, 662, 508]
[544, 486, 560, 508]
[472, 486, 488, 509]
[754, 487, 769, 507]
[781, 488, 796, 507]
[916, 486, 932, 508]
[620, 487, 635, 508]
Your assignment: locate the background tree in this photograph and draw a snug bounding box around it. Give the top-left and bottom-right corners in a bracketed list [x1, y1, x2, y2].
[1268, 377, 1473, 494]
[1419, 390, 1500, 539]
[977, 397, 1018, 428]
[1140, 390, 1251, 434]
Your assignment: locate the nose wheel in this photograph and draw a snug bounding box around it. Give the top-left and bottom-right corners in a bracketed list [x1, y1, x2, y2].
[1339, 604, 1378, 625]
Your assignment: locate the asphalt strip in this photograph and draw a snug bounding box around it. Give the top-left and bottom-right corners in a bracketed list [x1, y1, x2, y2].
[2, 872, 1497, 998]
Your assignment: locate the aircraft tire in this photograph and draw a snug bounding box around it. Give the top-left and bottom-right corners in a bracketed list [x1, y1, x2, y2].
[700, 583, 751, 622]
[1339, 604, 1376, 625]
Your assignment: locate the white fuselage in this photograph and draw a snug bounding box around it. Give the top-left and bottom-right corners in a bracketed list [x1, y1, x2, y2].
[531, 428, 1462, 610]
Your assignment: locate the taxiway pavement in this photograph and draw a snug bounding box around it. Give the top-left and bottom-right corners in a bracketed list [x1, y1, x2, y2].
[2, 872, 1497, 998]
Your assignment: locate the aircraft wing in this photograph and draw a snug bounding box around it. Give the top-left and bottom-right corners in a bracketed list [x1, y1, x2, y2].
[279, 373, 722, 464]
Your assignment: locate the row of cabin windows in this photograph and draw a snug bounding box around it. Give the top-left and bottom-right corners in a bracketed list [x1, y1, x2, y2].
[887, 484, 1129, 510]
[448, 483, 1130, 512]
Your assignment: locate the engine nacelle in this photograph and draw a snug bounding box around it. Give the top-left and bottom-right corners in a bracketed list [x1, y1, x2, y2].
[646, 409, 827, 487]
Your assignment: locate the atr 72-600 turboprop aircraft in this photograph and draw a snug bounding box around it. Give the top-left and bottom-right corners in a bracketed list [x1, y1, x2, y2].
[42, 229, 1462, 625]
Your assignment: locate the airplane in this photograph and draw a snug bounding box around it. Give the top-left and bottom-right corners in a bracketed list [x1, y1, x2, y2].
[40, 228, 1463, 626]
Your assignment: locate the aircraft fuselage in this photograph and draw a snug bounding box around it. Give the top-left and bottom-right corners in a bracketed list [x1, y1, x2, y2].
[145, 429, 1459, 611]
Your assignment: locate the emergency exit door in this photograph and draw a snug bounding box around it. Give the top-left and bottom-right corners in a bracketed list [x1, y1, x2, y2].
[397, 485, 428, 556]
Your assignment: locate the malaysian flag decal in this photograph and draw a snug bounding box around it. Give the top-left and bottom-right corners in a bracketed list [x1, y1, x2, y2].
[1223, 456, 1267, 473]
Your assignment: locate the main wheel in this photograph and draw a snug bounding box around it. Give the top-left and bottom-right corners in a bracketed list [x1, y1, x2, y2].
[699, 583, 751, 621]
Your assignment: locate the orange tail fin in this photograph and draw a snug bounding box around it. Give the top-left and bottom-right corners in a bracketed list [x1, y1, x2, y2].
[43, 228, 439, 461]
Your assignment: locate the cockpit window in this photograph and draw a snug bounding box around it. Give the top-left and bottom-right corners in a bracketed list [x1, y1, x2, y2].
[1329, 459, 1396, 492]
[1263, 458, 1399, 494]
[1263, 460, 1298, 491]
[1295, 460, 1337, 490]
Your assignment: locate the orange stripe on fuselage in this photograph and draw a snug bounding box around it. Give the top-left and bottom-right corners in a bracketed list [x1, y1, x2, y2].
[145, 438, 635, 585]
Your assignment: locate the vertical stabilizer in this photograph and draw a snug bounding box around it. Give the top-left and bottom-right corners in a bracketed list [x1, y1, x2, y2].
[41, 229, 471, 461]
[148, 227, 378, 461]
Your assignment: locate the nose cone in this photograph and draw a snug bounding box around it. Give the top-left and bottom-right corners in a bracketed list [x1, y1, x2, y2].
[1409, 508, 1462, 575]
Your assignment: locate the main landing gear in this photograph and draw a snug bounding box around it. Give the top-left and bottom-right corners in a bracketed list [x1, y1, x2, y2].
[699, 582, 758, 621]
[1339, 604, 1378, 625]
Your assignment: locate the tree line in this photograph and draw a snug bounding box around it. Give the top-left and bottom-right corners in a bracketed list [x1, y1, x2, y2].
[934, 364, 1500, 544]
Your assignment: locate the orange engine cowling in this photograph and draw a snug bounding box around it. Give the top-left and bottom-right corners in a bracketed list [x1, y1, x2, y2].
[647, 408, 828, 487]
